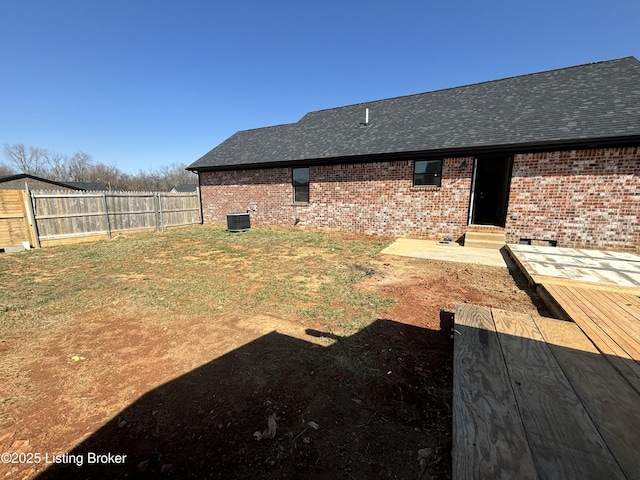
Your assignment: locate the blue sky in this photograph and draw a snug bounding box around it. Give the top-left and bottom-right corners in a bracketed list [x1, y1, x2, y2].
[1, 0, 638, 174]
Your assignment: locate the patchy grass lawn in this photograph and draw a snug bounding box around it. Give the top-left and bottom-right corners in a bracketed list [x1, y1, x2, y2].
[1, 226, 392, 337]
[0, 226, 544, 479]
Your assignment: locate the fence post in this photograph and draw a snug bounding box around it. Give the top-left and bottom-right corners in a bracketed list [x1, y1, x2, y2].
[157, 192, 164, 232]
[152, 192, 160, 232]
[102, 192, 112, 239]
[23, 182, 41, 249]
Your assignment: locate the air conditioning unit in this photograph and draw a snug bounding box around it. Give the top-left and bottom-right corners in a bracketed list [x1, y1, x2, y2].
[227, 213, 251, 232]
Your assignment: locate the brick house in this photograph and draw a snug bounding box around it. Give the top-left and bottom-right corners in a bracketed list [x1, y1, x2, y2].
[188, 57, 640, 251]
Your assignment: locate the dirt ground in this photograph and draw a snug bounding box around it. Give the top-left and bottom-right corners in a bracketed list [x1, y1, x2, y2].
[0, 231, 548, 480]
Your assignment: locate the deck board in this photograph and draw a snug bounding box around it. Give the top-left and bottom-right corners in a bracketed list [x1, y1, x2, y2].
[491, 308, 624, 480]
[452, 305, 637, 479]
[535, 316, 640, 479]
[581, 289, 640, 348]
[542, 284, 640, 394]
[480, 244, 640, 478]
[558, 285, 640, 358]
[452, 304, 538, 480]
[531, 275, 640, 295]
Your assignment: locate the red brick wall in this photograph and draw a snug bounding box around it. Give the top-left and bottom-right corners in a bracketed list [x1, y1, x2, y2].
[199, 167, 293, 226]
[506, 147, 640, 251]
[199, 157, 473, 240]
[199, 147, 639, 250]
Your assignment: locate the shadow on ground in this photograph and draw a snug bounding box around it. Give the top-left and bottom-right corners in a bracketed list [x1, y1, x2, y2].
[500, 247, 554, 318]
[36, 317, 453, 479]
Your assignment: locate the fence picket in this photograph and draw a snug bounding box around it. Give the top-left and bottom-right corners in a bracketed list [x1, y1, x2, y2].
[28, 189, 201, 247]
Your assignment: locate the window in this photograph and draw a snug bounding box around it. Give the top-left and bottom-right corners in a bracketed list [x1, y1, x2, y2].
[413, 160, 442, 187]
[292, 167, 309, 203]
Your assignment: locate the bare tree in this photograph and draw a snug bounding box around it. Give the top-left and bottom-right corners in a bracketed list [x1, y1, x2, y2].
[120, 172, 146, 191]
[127, 163, 197, 191]
[0, 162, 15, 177]
[42, 150, 69, 181]
[67, 151, 93, 182]
[2, 142, 198, 191]
[2, 143, 47, 175]
[161, 162, 198, 190]
[88, 162, 122, 190]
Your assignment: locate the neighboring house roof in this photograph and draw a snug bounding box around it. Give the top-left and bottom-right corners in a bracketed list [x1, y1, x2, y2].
[64, 181, 109, 191]
[189, 57, 640, 171]
[171, 184, 198, 193]
[0, 173, 83, 190]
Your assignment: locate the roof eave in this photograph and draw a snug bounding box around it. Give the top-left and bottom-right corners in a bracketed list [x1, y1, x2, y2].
[187, 135, 640, 172]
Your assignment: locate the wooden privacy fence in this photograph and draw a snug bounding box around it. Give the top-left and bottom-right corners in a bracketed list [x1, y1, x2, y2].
[1, 189, 202, 249]
[0, 189, 37, 250]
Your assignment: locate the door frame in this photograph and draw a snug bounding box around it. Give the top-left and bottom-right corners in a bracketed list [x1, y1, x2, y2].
[467, 157, 479, 225]
[467, 155, 513, 227]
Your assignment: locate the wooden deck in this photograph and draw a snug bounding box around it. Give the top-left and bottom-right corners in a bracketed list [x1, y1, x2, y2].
[541, 284, 640, 394]
[505, 243, 640, 394]
[453, 304, 640, 480]
[452, 244, 640, 478]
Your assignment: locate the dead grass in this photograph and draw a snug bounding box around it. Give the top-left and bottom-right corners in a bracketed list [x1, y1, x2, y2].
[0, 226, 394, 340]
[0, 226, 397, 419]
[0, 227, 402, 452]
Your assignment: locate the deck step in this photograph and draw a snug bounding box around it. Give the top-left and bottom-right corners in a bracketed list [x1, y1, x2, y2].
[453, 304, 630, 480]
[464, 230, 505, 249]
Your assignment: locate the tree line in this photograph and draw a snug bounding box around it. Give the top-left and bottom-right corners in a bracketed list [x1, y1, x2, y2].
[1, 143, 198, 192]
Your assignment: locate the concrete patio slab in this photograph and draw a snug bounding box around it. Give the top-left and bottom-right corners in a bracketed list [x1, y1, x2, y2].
[380, 238, 509, 268]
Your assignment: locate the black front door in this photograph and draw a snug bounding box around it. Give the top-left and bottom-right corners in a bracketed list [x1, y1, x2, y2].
[470, 156, 512, 226]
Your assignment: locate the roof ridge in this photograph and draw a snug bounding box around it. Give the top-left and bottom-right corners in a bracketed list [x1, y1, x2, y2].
[302, 56, 638, 116]
[234, 121, 298, 135]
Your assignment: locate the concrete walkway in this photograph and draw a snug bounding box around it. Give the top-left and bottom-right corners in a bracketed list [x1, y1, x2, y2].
[380, 238, 509, 268]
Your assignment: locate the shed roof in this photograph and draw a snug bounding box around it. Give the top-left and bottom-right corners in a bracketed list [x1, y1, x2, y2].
[189, 57, 640, 171]
[0, 173, 81, 190]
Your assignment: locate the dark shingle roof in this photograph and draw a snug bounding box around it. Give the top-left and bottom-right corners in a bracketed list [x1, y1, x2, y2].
[64, 181, 109, 191]
[171, 184, 198, 192]
[189, 57, 640, 171]
[0, 173, 83, 190]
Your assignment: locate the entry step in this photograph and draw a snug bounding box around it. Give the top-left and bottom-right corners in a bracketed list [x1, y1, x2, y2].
[464, 230, 506, 249]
